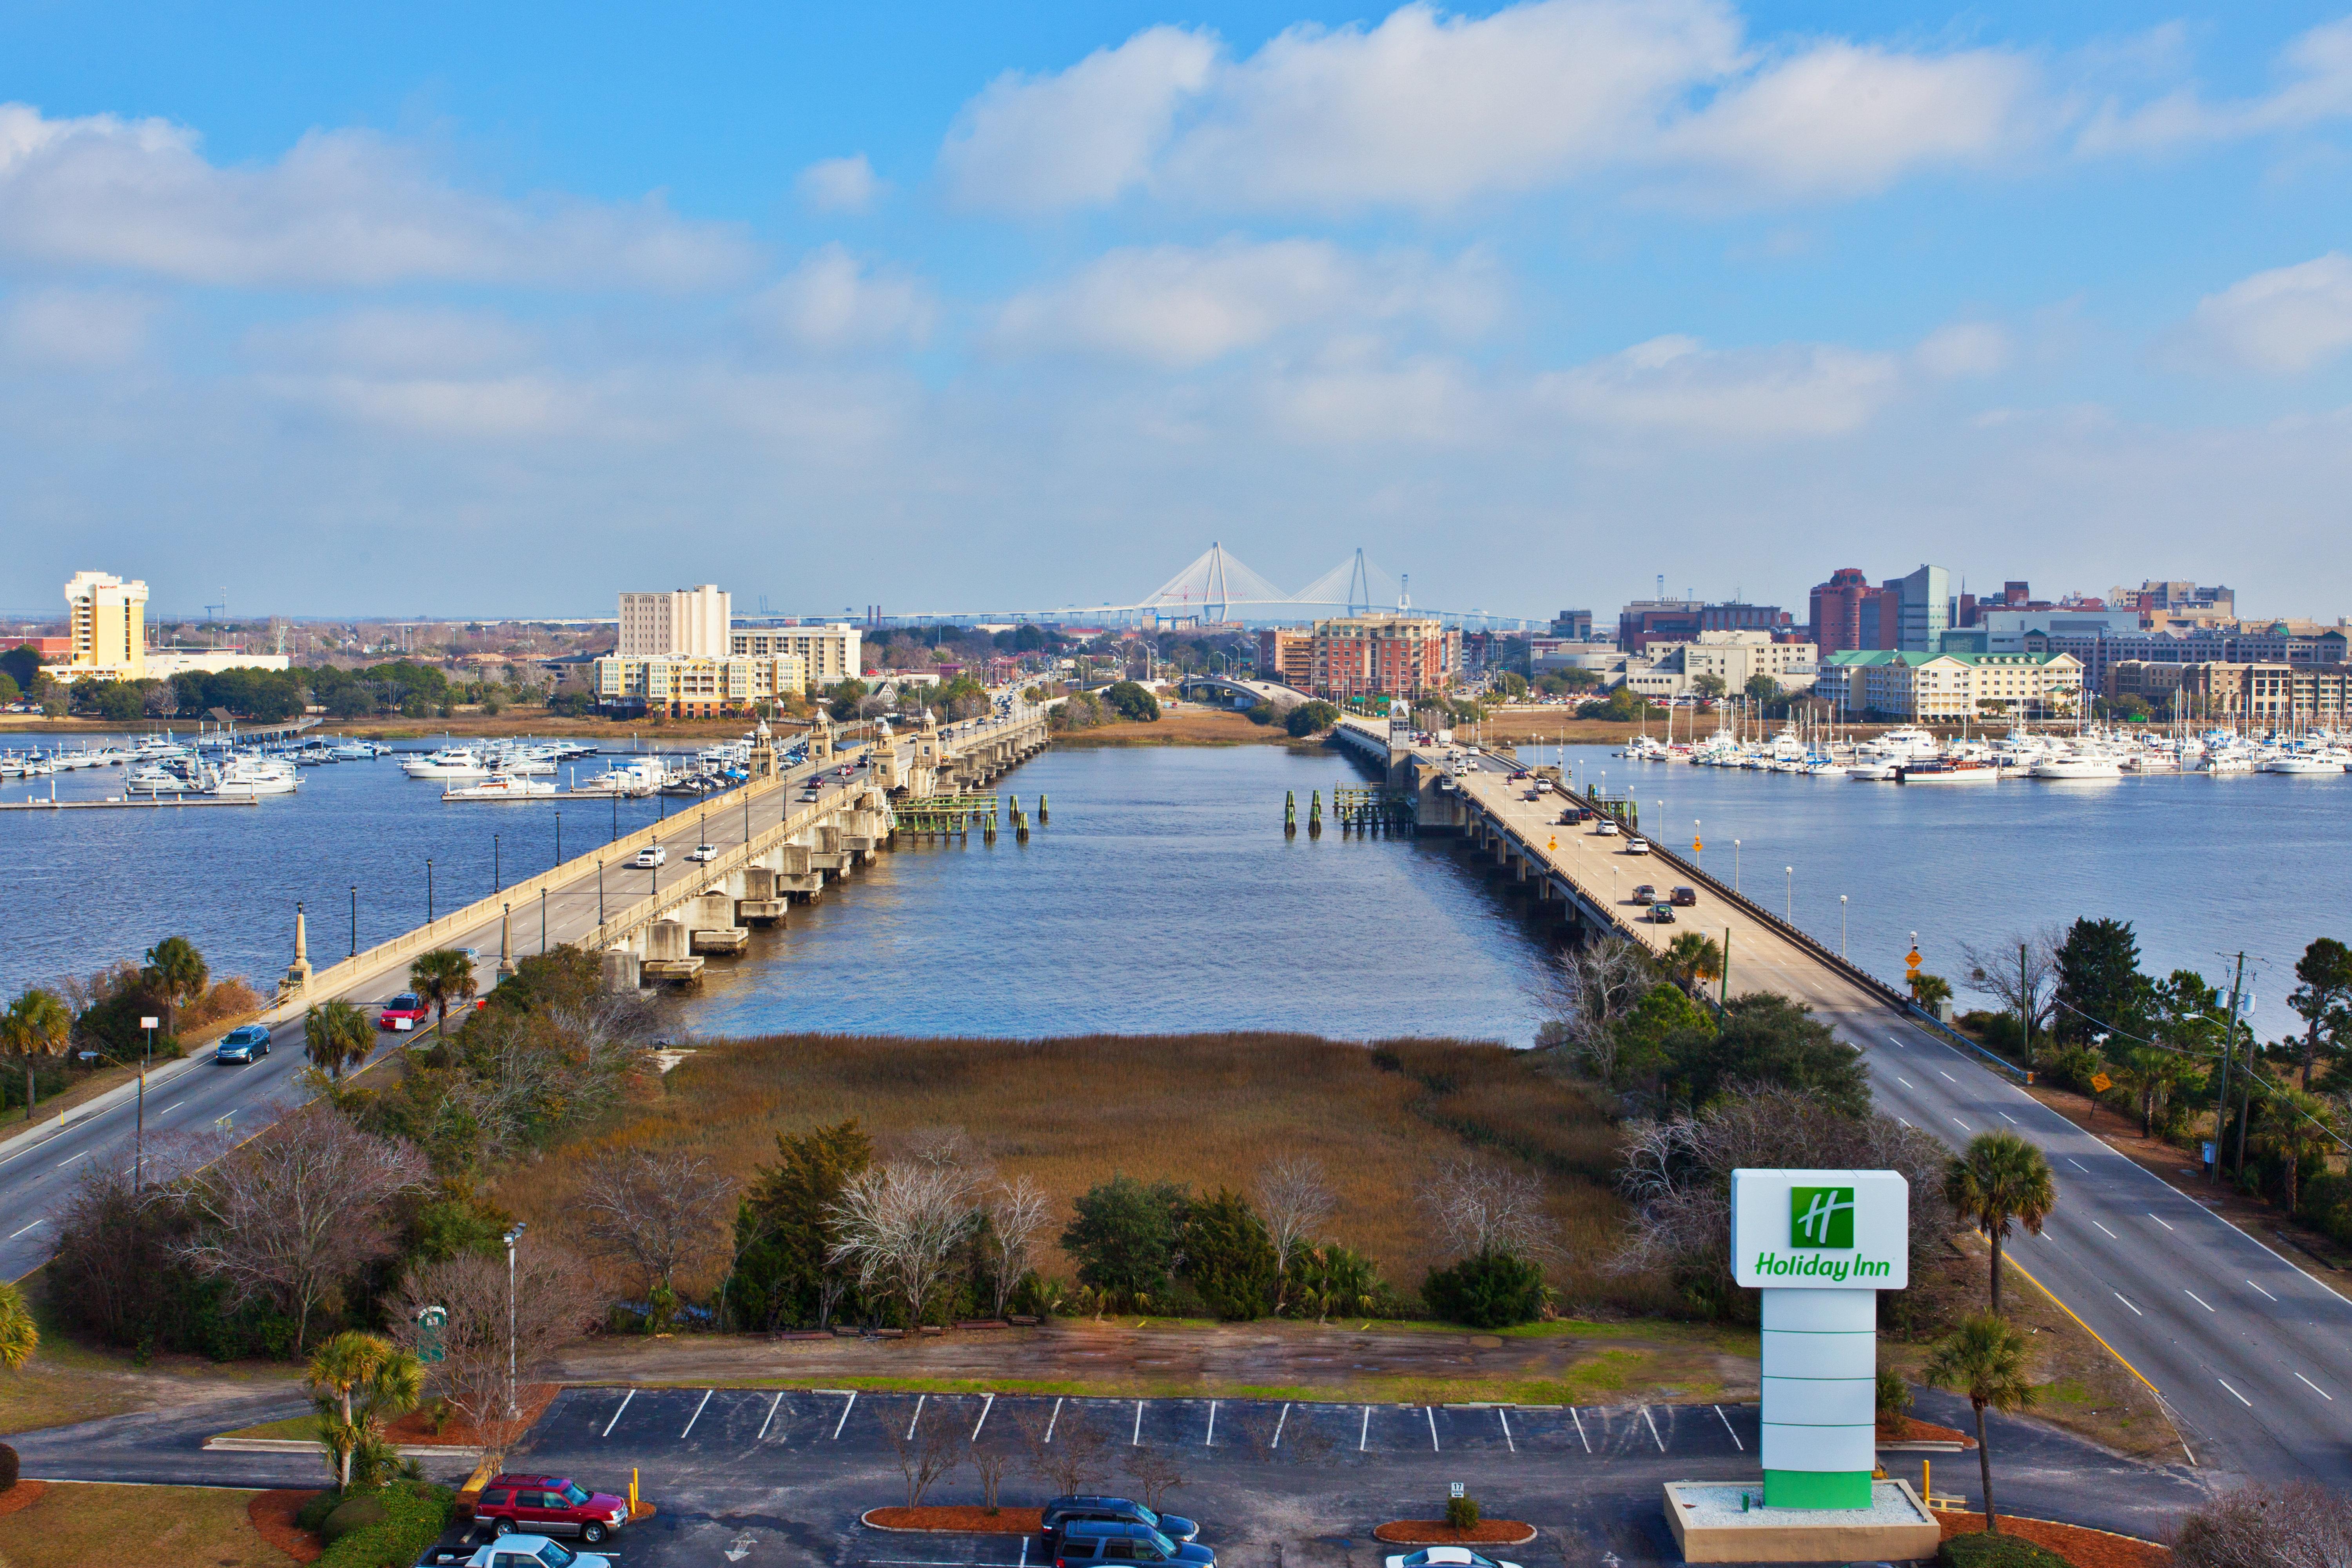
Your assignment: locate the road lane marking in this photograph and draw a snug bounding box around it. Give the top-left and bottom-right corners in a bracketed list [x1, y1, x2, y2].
[682, 1389, 713, 1439]
[1897, 1077, 1915, 1089]
[2092, 1221, 2119, 1240]
[2296, 1373, 2334, 1401]
[162, 1102, 184, 1114]
[834, 1391, 857, 1440]
[2248, 1280, 2279, 1303]
[1952, 1118, 1970, 1132]
[1359, 1405, 1371, 1452]
[1570, 1407, 1590, 1453]
[2219, 1379, 2253, 1408]
[1715, 1406, 1743, 1451]
[1998, 1112, 2019, 1126]
[908, 1395, 927, 1441]
[602, 1389, 635, 1437]
[6, 1219, 44, 1239]
[1132, 1400, 1143, 1446]
[757, 1392, 784, 1442]
[1042, 1397, 1060, 1442]
[1642, 1406, 1665, 1452]
[1426, 1406, 1440, 1451]
[1938, 1071, 1958, 1083]
[1897, 1117, 1914, 1128]
[2149, 1214, 2174, 1231]
[55, 1149, 89, 1168]
[974, 1393, 995, 1442]
[2113, 1292, 2143, 1316]
[1498, 1408, 1514, 1453]
[2184, 1290, 2214, 1312]
[2068, 1159, 2089, 1174]
[1270, 1403, 1289, 1449]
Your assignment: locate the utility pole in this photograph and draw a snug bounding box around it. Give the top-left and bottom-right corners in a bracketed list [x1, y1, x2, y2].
[2212, 952, 2245, 1183]
[2019, 942, 2032, 1067]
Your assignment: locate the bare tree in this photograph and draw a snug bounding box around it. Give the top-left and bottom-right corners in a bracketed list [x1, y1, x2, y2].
[386, 1247, 595, 1468]
[1255, 1156, 1334, 1312]
[1014, 1403, 1110, 1495]
[1532, 935, 1654, 1080]
[877, 1401, 963, 1509]
[983, 1175, 1050, 1318]
[1958, 927, 2064, 1048]
[968, 1430, 1017, 1513]
[2174, 1480, 2352, 1568]
[436, 998, 655, 1161]
[828, 1161, 980, 1326]
[1417, 1156, 1555, 1260]
[575, 1147, 737, 1299]
[178, 1105, 430, 1351]
[1120, 1446, 1187, 1512]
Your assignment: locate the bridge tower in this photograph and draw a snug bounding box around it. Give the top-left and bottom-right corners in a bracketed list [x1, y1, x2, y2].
[1203, 541, 1231, 624]
[1347, 548, 1372, 615]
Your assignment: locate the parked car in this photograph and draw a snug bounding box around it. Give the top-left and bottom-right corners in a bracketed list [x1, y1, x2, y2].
[456, 1535, 608, 1568]
[1630, 884, 1656, 904]
[472, 1475, 630, 1544]
[1387, 1550, 1522, 1568]
[376, 992, 430, 1031]
[214, 1024, 271, 1063]
[1623, 836, 1651, 855]
[1053, 1521, 1213, 1568]
[632, 845, 666, 868]
[1671, 886, 1698, 907]
[1651, 902, 1677, 924]
[687, 842, 719, 862]
[1042, 1497, 1200, 1546]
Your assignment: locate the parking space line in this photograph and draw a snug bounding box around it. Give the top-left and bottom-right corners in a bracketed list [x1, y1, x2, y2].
[973, 1393, 995, 1441]
[1570, 1407, 1590, 1454]
[601, 1389, 635, 1437]
[1044, 1398, 1062, 1442]
[757, 1392, 784, 1442]
[1642, 1406, 1665, 1452]
[1204, 1401, 1216, 1447]
[1021, 1540, 1029, 1568]
[908, 1394, 927, 1441]
[1270, 1404, 1289, 1450]
[1426, 1407, 1439, 1452]
[682, 1389, 713, 1439]
[1497, 1409, 1514, 1454]
[1714, 1406, 1742, 1451]
[1359, 1405, 1371, 1452]
[1132, 1401, 1143, 1446]
[833, 1391, 857, 1440]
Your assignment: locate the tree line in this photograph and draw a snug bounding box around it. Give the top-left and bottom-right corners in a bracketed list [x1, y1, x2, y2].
[2, 936, 261, 1112]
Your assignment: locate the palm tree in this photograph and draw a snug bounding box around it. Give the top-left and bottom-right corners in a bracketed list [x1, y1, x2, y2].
[1, 989, 73, 1056]
[2256, 1080, 2338, 1214]
[1912, 972, 1954, 1011]
[0, 1279, 37, 1370]
[1943, 1131, 2056, 1314]
[303, 1000, 372, 1082]
[1661, 933, 1723, 991]
[305, 1330, 421, 1490]
[1923, 1313, 2036, 1533]
[142, 935, 209, 1036]
[407, 949, 479, 1038]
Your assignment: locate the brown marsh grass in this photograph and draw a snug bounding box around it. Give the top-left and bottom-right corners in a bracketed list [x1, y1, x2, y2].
[492, 1031, 1674, 1314]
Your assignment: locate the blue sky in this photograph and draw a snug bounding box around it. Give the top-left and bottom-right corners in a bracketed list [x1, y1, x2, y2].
[2, 2, 2349, 621]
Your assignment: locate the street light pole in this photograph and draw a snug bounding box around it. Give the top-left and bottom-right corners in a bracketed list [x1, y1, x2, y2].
[426, 857, 434, 922]
[1840, 895, 1849, 958]
[1733, 840, 1740, 891]
[494, 833, 501, 893]
[1784, 867, 1793, 923]
[136, 1014, 157, 1194]
[502, 1223, 527, 1419]
[349, 885, 358, 957]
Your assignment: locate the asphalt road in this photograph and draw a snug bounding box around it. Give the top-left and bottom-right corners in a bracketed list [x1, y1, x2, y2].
[0, 706, 1042, 1283]
[11, 1387, 2204, 1568]
[1452, 748, 2352, 1486]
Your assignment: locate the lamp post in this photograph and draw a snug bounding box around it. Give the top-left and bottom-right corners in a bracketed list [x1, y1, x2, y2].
[554, 810, 561, 867]
[136, 1014, 158, 1194]
[349, 885, 358, 956]
[1733, 839, 1741, 891]
[597, 860, 604, 924]
[493, 833, 501, 893]
[1784, 866, 1793, 923]
[426, 857, 434, 922]
[1693, 819, 1701, 867]
[1840, 895, 1849, 958]
[502, 1223, 527, 1419]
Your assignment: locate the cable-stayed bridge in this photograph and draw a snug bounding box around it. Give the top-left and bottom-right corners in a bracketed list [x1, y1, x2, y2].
[873, 543, 1542, 631]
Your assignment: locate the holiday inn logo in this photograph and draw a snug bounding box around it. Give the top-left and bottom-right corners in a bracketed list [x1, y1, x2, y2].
[1790, 1186, 1855, 1249]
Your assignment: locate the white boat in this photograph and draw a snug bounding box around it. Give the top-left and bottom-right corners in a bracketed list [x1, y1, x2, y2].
[1859, 726, 1941, 761]
[570, 757, 665, 797]
[442, 772, 557, 801]
[326, 742, 377, 761]
[2031, 753, 2124, 780]
[2263, 753, 2346, 775]
[1846, 762, 1900, 781]
[125, 761, 200, 793]
[1896, 759, 2000, 782]
[402, 748, 489, 780]
[208, 756, 300, 797]
[2200, 751, 2257, 775]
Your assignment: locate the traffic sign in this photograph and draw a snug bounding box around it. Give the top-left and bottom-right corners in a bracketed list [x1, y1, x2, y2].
[2089, 1073, 2111, 1093]
[1904, 949, 1922, 968]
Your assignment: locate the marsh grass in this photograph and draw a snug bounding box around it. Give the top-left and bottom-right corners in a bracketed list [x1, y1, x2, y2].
[493, 1031, 1673, 1313]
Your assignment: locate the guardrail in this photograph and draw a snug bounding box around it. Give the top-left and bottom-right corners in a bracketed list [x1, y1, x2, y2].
[1903, 1002, 2032, 1083]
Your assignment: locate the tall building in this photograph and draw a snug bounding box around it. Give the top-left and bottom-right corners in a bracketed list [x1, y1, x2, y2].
[729, 624, 863, 686]
[64, 571, 148, 678]
[1256, 628, 1313, 688]
[1550, 609, 1594, 639]
[1308, 613, 1457, 700]
[617, 585, 730, 659]
[1618, 598, 1789, 653]
[1807, 565, 1949, 653]
[1893, 564, 1950, 652]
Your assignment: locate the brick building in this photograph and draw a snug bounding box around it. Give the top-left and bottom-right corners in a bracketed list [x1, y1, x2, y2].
[1308, 613, 1457, 700]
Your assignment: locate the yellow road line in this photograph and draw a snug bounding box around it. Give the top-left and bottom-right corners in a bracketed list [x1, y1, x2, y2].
[2004, 1253, 2160, 1396]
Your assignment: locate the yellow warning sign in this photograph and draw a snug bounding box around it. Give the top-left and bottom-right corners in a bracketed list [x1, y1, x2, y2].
[2089, 1072, 2112, 1093]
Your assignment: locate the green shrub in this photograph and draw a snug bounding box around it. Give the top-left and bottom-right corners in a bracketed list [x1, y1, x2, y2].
[296, 1488, 341, 1532]
[1103, 681, 1160, 722]
[0, 1441, 16, 1491]
[1445, 1495, 1480, 1531]
[1181, 1189, 1278, 1321]
[316, 1479, 452, 1568]
[1937, 1531, 2070, 1568]
[320, 1494, 388, 1544]
[1876, 1366, 1913, 1425]
[1062, 1174, 1187, 1306]
[1245, 702, 1276, 726]
[1285, 701, 1340, 737]
[1421, 1250, 1548, 1328]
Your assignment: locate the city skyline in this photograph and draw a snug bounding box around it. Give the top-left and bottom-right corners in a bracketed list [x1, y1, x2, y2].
[4, 2, 2351, 617]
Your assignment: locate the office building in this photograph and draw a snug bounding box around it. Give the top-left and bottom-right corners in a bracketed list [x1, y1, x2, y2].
[1550, 609, 1594, 640]
[1308, 613, 1458, 700]
[729, 623, 863, 686]
[64, 571, 148, 678]
[618, 585, 731, 659]
[2178, 662, 2351, 724]
[1617, 598, 1789, 654]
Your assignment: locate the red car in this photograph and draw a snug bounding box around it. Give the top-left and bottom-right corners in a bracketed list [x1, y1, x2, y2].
[473, 1475, 630, 1544]
[376, 991, 430, 1031]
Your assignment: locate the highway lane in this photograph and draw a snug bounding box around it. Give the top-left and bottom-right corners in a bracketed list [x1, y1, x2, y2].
[0, 706, 1042, 1283]
[1447, 748, 2352, 1483]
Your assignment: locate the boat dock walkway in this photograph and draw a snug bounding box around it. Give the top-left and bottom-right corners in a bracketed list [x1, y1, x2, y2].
[0, 795, 260, 810]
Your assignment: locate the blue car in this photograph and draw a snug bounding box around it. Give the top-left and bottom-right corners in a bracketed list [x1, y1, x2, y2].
[214, 1024, 272, 1064]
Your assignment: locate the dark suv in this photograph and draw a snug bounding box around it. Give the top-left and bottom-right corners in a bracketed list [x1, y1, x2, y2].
[1042, 1497, 1200, 1548]
[1054, 1522, 1214, 1568]
[472, 1475, 629, 1544]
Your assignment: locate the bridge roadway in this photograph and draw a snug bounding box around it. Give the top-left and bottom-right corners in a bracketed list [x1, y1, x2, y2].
[1428, 742, 2352, 1486]
[0, 702, 1049, 1285]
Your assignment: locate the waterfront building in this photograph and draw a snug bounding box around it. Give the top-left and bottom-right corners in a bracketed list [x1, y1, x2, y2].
[1815, 650, 2081, 720]
[595, 651, 808, 717]
[1256, 627, 1314, 687]
[1307, 612, 1458, 700]
[2176, 662, 2352, 724]
[63, 570, 148, 678]
[729, 623, 862, 686]
[618, 585, 731, 659]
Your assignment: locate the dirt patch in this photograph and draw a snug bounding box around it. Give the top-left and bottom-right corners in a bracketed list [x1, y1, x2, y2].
[385, 1383, 560, 1446]
[1374, 1521, 1538, 1546]
[1934, 1508, 2170, 1568]
[864, 1506, 1044, 1534]
[247, 1492, 324, 1564]
[1879, 1415, 1975, 1446]
[0, 1480, 47, 1517]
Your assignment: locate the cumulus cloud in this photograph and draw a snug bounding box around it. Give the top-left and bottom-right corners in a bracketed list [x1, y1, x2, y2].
[991, 239, 1499, 367]
[2079, 18, 2352, 154]
[797, 154, 884, 214]
[1915, 322, 2013, 379]
[2179, 254, 2352, 374]
[1, 286, 157, 367]
[748, 245, 935, 352]
[1537, 333, 1902, 437]
[0, 102, 755, 289]
[942, 0, 2039, 213]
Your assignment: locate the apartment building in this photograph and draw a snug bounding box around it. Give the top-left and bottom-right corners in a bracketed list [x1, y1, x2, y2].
[595, 651, 808, 717]
[618, 585, 731, 659]
[1816, 650, 2082, 720]
[729, 623, 863, 686]
[2179, 662, 2352, 724]
[1308, 613, 1457, 700]
[1255, 628, 1314, 688]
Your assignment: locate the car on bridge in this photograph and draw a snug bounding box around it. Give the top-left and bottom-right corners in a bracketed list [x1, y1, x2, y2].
[1594, 819, 1619, 837]
[1671, 886, 1698, 906]
[632, 845, 667, 868]
[1623, 836, 1651, 855]
[687, 842, 719, 862]
[377, 993, 430, 1031]
[214, 1024, 271, 1063]
[1651, 902, 1676, 924]
[1631, 884, 1655, 903]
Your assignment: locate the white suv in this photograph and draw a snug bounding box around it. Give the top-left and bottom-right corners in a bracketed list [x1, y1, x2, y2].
[463, 1537, 609, 1568]
[632, 846, 666, 868]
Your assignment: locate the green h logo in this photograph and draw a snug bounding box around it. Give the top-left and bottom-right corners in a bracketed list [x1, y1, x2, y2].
[1790, 1187, 1855, 1249]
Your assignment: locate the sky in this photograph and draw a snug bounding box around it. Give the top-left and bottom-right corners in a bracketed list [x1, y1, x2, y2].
[2, 2, 2350, 622]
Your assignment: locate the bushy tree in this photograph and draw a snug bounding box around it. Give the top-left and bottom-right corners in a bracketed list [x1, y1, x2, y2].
[1062, 1174, 1186, 1307]
[1181, 1189, 1278, 1320]
[1657, 992, 1867, 1117]
[724, 1120, 871, 1330]
[2053, 917, 2147, 1044]
[1422, 1250, 1547, 1328]
[2287, 938, 2352, 1090]
[1285, 701, 1340, 737]
[1102, 680, 1160, 722]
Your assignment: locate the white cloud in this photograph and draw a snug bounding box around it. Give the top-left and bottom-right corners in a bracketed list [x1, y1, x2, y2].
[991, 239, 1499, 367]
[748, 245, 934, 352]
[1261, 354, 1485, 444]
[940, 0, 2039, 214]
[2180, 253, 2352, 374]
[2078, 17, 2352, 154]
[0, 102, 755, 289]
[1915, 322, 2013, 378]
[2, 286, 156, 367]
[244, 308, 541, 376]
[1537, 333, 1901, 437]
[797, 154, 884, 214]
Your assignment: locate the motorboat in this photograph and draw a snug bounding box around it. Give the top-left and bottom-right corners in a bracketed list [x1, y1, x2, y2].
[1846, 761, 1900, 780]
[1859, 726, 1940, 761]
[2263, 751, 2347, 775]
[2030, 752, 2124, 780]
[1895, 759, 1999, 782]
[326, 742, 379, 761]
[570, 757, 664, 796]
[402, 748, 489, 780]
[442, 771, 557, 801]
[125, 760, 200, 793]
[208, 756, 300, 797]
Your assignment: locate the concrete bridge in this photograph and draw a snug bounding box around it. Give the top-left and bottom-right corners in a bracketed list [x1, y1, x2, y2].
[1174, 674, 1312, 712]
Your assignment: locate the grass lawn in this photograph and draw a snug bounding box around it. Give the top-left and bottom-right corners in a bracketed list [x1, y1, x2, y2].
[0, 1482, 298, 1568]
[492, 1032, 1666, 1313]
[215, 1414, 321, 1442]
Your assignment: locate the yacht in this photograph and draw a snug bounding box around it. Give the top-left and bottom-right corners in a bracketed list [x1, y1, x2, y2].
[442, 771, 557, 802]
[326, 741, 379, 761]
[402, 748, 490, 780]
[1846, 760, 1900, 781]
[2030, 751, 2124, 780]
[1895, 758, 1999, 782]
[1859, 726, 1940, 761]
[2263, 751, 2348, 775]
[570, 757, 665, 797]
[125, 760, 200, 794]
[208, 755, 300, 797]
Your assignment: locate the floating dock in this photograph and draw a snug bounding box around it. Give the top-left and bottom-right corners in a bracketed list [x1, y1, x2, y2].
[0, 797, 260, 810]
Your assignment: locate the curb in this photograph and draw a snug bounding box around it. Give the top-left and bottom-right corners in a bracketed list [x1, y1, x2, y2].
[1373, 1523, 1540, 1547]
[203, 1437, 475, 1460]
[859, 1510, 1040, 1535]
[1928, 1507, 2168, 1552]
